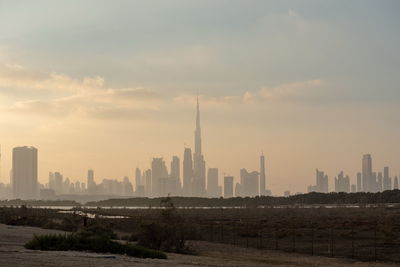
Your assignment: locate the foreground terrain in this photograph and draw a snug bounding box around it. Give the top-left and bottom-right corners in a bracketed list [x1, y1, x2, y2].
[0, 224, 394, 267]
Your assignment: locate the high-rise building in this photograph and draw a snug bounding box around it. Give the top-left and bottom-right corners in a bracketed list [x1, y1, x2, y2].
[12, 146, 38, 199]
[135, 168, 141, 192]
[87, 169, 95, 193]
[240, 168, 259, 197]
[151, 158, 168, 197]
[356, 172, 362, 192]
[144, 169, 152, 197]
[377, 172, 383, 192]
[206, 168, 219, 197]
[193, 97, 206, 197]
[183, 147, 193, 196]
[362, 154, 372, 192]
[54, 172, 63, 195]
[383, 166, 392, 191]
[259, 153, 266, 196]
[170, 156, 181, 194]
[334, 171, 350, 193]
[394, 176, 399, 190]
[224, 176, 234, 198]
[308, 169, 328, 193]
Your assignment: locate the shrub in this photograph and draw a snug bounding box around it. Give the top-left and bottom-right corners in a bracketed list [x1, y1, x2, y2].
[25, 230, 167, 259]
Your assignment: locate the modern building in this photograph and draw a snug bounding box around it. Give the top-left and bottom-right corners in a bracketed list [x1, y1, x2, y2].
[383, 166, 392, 191]
[192, 97, 206, 197]
[334, 171, 350, 193]
[151, 157, 168, 197]
[240, 168, 259, 197]
[362, 154, 373, 192]
[183, 147, 193, 196]
[170, 156, 181, 195]
[12, 146, 38, 199]
[308, 169, 328, 193]
[223, 176, 234, 198]
[259, 153, 266, 196]
[206, 168, 219, 197]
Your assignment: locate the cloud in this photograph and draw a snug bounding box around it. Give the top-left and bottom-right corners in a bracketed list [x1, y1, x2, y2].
[174, 79, 325, 106]
[0, 64, 161, 119]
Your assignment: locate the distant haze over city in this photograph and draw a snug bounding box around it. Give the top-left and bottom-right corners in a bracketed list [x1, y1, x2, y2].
[0, 1, 399, 195]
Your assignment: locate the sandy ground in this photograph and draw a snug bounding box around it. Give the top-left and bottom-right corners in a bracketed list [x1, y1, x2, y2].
[0, 224, 394, 267]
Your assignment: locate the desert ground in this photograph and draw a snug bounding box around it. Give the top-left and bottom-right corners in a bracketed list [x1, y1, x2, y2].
[0, 224, 394, 267]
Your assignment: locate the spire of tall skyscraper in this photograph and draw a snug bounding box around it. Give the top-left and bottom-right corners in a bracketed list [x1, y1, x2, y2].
[193, 95, 206, 196]
[195, 95, 202, 155]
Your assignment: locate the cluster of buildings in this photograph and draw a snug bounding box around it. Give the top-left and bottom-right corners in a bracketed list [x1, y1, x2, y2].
[0, 98, 270, 200]
[308, 154, 399, 193]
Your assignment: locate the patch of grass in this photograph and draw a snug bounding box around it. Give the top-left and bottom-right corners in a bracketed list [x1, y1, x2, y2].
[24, 230, 167, 259]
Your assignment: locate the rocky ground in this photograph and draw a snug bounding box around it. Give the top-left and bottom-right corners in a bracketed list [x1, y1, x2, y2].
[0, 224, 394, 267]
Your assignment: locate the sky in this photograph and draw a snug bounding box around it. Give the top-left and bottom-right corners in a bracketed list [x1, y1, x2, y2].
[0, 0, 399, 195]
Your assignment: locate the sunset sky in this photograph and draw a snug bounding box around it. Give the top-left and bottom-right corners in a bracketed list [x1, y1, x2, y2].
[0, 0, 399, 195]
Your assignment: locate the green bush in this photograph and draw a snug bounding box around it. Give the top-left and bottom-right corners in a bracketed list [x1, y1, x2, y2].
[24, 231, 167, 259]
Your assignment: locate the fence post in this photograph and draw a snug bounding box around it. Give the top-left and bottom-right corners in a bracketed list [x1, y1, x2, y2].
[351, 226, 355, 259]
[292, 228, 296, 252]
[233, 221, 236, 246]
[211, 223, 214, 242]
[374, 226, 377, 261]
[246, 222, 249, 248]
[330, 228, 334, 257]
[311, 227, 314, 256]
[221, 222, 224, 243]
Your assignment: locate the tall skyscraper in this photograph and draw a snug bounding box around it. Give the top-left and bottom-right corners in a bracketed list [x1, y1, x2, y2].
[87, 169, 95, 193]
[240, 168, 259, 197]
[356, 172, 362, 192]
[135, 167, 141, 192]
[183, 148, 193, 196]
[12, 146, 38, 199]
[207, 168, 219, 197]
[193, 97, 206, 197]
[170, 156, 181, 194]
[383, 166, 392, 191]
[394, 176, 399, 190]
[259, 153, 266, 195]
[224, 176, 234, 198]
[362, 154, 372, 192]
[151, 158, 168, 197]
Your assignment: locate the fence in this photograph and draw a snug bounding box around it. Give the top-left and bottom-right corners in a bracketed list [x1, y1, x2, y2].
[195, 220, 400, 262]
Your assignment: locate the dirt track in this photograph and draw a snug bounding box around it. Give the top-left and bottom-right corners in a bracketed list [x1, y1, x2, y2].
[0, 224, 394, 266]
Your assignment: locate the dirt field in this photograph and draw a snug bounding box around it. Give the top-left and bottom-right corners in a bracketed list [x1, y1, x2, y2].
[0, 224, 394, 267]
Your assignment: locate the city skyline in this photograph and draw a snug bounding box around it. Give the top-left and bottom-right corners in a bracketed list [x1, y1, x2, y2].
[0, 1, 399, 194]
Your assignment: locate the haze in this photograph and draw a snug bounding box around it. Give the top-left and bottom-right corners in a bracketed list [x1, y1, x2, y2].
[0, 0, 399, 195]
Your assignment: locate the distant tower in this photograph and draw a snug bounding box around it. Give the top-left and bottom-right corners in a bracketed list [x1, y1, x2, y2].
[183, 147, 193, 196]
[362, 154, 372, 192]
[12, 146, 38, 199]
[170, 156, 181, 193]
[135, 167, 141, 192]
[259, 153, 266, 196]
[224, 176, 234, 198]
[87, 169, 95, 192]
[193, 96, 206, 197]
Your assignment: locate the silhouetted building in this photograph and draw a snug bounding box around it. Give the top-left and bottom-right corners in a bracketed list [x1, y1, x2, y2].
[383, 166, 392, 191]
[224, 176, 234, 198]
[308, 169, 328, 193]
[394, 176, 399, 190]
[207, 168, 219, 197]
[351, 184, 356, 193]
[183, 147, 193, 196]
[259, 153, 266, 195]
[151, 158, 168, 197]
[240, 168, 259, 197]
[334, 171, 350, 193]
[377, 172, 383, 192]
[12, 146, 38, 199]
[357, 172, 362, 192]
[170, 156, 181, 195]
[135, 168, 141, 192]
[87, 169, 95, 193]
[193, 97, 206, 197]
[144, 169, 152, 197]
[362, 154, 373, 192]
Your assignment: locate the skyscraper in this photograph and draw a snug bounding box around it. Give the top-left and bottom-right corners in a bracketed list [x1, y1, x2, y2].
[170, 156, 181, 194]
[207, 168, 219, 197]
[224, 176, 234, 198]
[12, 146, 38, 199]
[87, 169, 95, 193]
[357, 172, 362, 192]
[183, 147, 193, 196]
[193, 96, 206, 197]
[151, 158, 168, 197]
[135, 167, 141, 192]
[362, 154, 372, 192]
[239, 168, 259, 197]
[383, 166, 392, 191]
[259, 153, 266, 195]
